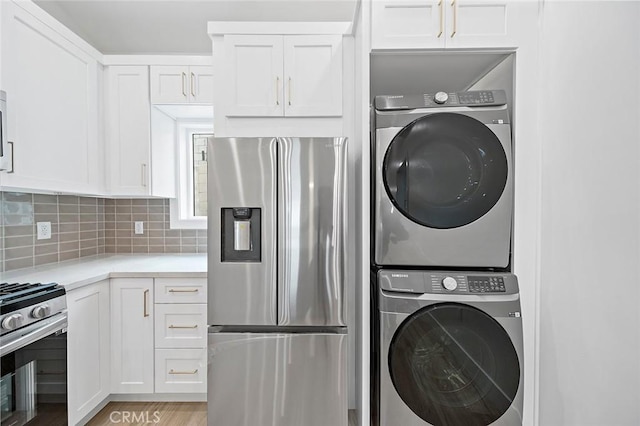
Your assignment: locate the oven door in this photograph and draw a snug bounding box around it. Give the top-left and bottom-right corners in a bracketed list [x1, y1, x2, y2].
[0, 313, 68, 426]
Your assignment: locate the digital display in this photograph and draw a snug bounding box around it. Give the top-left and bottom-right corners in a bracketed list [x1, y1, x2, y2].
[458, 91, 495, 105]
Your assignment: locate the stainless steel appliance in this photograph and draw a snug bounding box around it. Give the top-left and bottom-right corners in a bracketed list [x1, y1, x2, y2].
[0, 282, 68, 426]
[374, 90, 513, 268]
[376, 270, 523, 426]
[207, 137, 348, 426]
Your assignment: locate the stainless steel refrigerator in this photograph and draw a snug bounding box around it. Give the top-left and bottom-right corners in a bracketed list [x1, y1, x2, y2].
[207, 137, 348, 426]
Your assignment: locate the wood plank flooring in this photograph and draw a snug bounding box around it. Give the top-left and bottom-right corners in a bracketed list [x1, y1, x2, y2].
[87, 402, 357, 425]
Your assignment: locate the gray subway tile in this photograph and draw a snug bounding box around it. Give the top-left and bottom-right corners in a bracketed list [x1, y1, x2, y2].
[35, 243, 58, 256]
[5, 257, 34, 271]
[33, 194, 57, 204]
[80, 247, 98, 257]
[59, 250, 80, 261]
[58, 195, 79, 205]
[34, 253, 59, 267]
[5, 246, 33, 260]
[34, 203, 58, 215]
[4, 225, 34, 237]
[132, 245, 149, 254]
[59, 241, 80, 252]
[59, 232, 80, 243]
[5, 235, 34, 248]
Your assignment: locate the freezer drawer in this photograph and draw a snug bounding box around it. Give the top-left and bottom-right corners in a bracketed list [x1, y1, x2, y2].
[208, 331, 348, 426]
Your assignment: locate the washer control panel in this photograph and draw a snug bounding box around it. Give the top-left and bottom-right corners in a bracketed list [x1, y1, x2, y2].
[468, 276, 506, 293]
[374, 90, 507, 111]
[378, 270, 518, 295]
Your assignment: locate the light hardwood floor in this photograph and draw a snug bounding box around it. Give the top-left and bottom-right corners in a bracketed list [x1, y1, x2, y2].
[87, 402, 357, 425]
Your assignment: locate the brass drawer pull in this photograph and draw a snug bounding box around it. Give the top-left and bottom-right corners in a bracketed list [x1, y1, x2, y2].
[169, 369, 198, 375]
[168, 289, 199, 293]
[169, 324, 198, 329]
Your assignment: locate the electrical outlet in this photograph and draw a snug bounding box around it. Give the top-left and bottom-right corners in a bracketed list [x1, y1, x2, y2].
[37, 222, 52, 240]
[134, 221, 144, 235]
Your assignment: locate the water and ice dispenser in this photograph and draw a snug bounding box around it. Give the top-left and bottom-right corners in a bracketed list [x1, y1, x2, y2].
[221, 208, 261, 262]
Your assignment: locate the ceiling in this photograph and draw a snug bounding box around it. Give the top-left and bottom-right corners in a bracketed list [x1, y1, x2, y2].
[33, 0, 359, 55]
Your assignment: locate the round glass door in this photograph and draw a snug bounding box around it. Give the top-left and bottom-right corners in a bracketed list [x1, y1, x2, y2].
[388, 302, 520, 426]
[383, 113, 508, 229]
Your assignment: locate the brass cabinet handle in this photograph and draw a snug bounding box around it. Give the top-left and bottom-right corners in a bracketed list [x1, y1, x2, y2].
[276, 76, 280, 105]
[288, 77, 292, 106]
[438, 0, 444, 38]
[143, 289, 149, 317]
[7, 141, 14, 173]
[451, 0, 457, 37]
[169, 369, 198, 375]
[191, 72, 196, 97]
[182, 72, 187, 97]
[168, 288, 199, 293]
[168, 324, 198, 329]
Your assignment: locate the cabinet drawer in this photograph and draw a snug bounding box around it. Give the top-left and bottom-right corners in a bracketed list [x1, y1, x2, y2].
[155, 278, 207, 303]
[154, 304, 207, 349]
[154, 349, 207, 393]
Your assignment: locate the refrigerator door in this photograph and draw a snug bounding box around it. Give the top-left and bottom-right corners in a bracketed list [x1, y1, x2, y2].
[277, 137, 348, 327]
[208, 330, 348, 426]
[208, 137, 277, 326]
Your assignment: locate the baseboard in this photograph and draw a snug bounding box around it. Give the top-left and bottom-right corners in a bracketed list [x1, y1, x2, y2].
[110, 393, 207, 402]
[77, 396, 110, 426]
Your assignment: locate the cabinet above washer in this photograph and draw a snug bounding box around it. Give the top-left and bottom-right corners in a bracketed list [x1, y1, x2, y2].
[372, 0, 531, 49]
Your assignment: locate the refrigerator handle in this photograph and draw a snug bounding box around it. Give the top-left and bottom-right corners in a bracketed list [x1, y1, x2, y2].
[277, 137, 288, 325]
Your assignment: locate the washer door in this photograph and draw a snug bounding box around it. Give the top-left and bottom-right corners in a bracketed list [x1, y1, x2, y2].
[388, 302, 520, 426]
[383, 112, 508, 229]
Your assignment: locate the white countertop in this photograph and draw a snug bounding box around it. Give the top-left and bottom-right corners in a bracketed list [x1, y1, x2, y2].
[0, 254, 207, 291]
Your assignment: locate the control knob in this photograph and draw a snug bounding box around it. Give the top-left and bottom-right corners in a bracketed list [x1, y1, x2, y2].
[31, 304, 51, 319]
[442, 276, 458, 291]
[2, 313, 24, 331]
[434, 91, 449, 104]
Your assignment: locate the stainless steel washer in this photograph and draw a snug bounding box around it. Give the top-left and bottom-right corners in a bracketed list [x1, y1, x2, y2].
[377, 269, 523, 426]
[374, 90, 513, 268]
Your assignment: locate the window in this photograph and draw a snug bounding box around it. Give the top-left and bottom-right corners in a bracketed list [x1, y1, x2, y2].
[170, 120, 213, 229]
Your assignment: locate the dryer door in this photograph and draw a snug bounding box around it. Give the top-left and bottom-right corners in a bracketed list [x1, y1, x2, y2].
[388, 302, 520, 426]
[383, 112, 508, 229]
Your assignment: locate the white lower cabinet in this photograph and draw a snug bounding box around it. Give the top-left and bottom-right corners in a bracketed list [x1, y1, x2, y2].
[110, 278, 155, 394]
[67, 280, 110, 425]
[154, 278, 207, 393]
[154, 349, 207, 393]
[108, 277, 207, 396]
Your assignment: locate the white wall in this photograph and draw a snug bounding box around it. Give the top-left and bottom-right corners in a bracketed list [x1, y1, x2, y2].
[537, 2, 640, 425]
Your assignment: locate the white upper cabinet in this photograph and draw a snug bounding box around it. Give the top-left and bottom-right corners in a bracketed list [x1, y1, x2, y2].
[106, 65, 176, 197]
[150, 65, 213, 104]
[0, 1, 102, 194]
[105, 66, 152, 196]
[283, 36, 343, 116]
[223, 34, 342, 117]
[225, 35, 284, 116]
[372, 0, 524, 49]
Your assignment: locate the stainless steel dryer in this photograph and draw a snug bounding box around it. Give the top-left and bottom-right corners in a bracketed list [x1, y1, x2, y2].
[374, 90, 513, 268]
[377, 269, 523, 426]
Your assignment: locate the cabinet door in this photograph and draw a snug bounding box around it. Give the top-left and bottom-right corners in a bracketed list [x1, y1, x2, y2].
[283, 35, 343, 117]
[224, 35, 283, 116]
[445, 0, 517, 48]
[371, 0, 445, 49]
[1, 1, 101, 194]
[111, 278, 154, 394]
[106, 66, 151, 196]
[67, 280, 110, 425]
[150, 65, 190, 104]
[188, 66, 214, 104]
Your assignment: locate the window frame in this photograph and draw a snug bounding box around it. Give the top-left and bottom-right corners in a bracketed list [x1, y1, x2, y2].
[169, 119, 213, 229]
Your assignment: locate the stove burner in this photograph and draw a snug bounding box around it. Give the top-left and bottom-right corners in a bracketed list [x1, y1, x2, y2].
[0, 282, 66, 316]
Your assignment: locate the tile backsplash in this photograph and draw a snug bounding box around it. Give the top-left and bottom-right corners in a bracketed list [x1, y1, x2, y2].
[0, 192, 207, 273]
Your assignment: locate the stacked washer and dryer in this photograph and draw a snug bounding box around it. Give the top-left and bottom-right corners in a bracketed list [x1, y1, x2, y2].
[372, 90, 524, 426]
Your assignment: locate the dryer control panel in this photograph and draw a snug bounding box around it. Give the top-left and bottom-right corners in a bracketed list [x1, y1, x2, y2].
[375, 90, 507, 111]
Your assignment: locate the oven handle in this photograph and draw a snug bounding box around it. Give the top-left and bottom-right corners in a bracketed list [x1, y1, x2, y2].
[0, 312, 67, 357]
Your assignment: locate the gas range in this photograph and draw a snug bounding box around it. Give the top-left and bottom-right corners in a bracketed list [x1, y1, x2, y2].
[0, 282, 67, 336]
